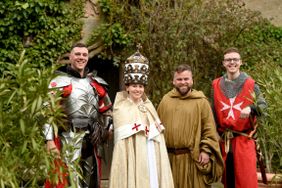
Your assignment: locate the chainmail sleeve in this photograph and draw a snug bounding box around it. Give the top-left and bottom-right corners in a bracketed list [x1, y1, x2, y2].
[250, 83, 267, 116]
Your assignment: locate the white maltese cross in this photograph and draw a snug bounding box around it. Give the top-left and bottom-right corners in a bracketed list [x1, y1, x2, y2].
[220, 97, 243, 120]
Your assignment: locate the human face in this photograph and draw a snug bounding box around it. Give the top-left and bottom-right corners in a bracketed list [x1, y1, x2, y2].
[126, 84, 144, 103]
[223, 52, 242, 77]
[173, 70, 193, 96]
[69, 47, 89, 76]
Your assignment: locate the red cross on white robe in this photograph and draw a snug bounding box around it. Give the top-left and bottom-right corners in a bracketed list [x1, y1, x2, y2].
[145, 126, 150, 136]
[132, 123, 141, 131]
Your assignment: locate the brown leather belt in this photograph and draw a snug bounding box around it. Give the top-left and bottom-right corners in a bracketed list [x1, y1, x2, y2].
[167, 147, 191, 155]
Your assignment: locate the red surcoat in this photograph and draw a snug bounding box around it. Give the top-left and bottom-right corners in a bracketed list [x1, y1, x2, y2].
[212, 77, 258, 188]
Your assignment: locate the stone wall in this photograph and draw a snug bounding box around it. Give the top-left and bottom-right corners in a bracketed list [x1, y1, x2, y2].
[244, 0, 282, 26]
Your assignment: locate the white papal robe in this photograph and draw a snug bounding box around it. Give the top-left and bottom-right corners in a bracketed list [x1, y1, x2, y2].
[109, 91, 174, 188]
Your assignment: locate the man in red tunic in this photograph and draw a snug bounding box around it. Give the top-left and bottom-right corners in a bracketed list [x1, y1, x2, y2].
[211, 47, 267, 188]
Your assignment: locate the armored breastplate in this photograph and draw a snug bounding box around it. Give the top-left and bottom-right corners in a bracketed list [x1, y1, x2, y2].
[64, 77, 99, 128]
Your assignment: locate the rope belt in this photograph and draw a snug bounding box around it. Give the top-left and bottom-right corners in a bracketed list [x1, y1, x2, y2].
[167, 147, 191, 155]
[222, 129, 250, 154]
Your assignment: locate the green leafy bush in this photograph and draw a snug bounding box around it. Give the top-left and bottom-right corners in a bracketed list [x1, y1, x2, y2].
[0, 50, 83, 186]
[0, 51, 59, 186]
[249, 62, 282, 173]
[0, 0, 83, 73]
[94, 0, 281, 101]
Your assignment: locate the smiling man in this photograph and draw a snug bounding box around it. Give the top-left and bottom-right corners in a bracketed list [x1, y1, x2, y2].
[211, 47, 267, 188]
[157, 64, 224, 188]
[69, 44, 89, 76]
[43, 43, 112, 188]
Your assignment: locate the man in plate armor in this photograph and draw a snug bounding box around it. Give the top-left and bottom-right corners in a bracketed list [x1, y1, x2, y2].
[43, 43, 112, 188]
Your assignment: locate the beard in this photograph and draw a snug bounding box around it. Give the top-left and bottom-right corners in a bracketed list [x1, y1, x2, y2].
[176, 85, 192, 96]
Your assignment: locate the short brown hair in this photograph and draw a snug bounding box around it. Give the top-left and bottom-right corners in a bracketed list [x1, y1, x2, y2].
[172, 64, 192, 77]
[175, 64, 192, 73]
[223, 47, 240, 56]
[71, 42, 87, 51]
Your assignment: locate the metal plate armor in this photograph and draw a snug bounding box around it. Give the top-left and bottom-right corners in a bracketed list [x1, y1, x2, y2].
[63, 76, 100, 129]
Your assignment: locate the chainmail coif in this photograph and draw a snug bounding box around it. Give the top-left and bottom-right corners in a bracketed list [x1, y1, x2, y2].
[220, 72, 249, 98]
